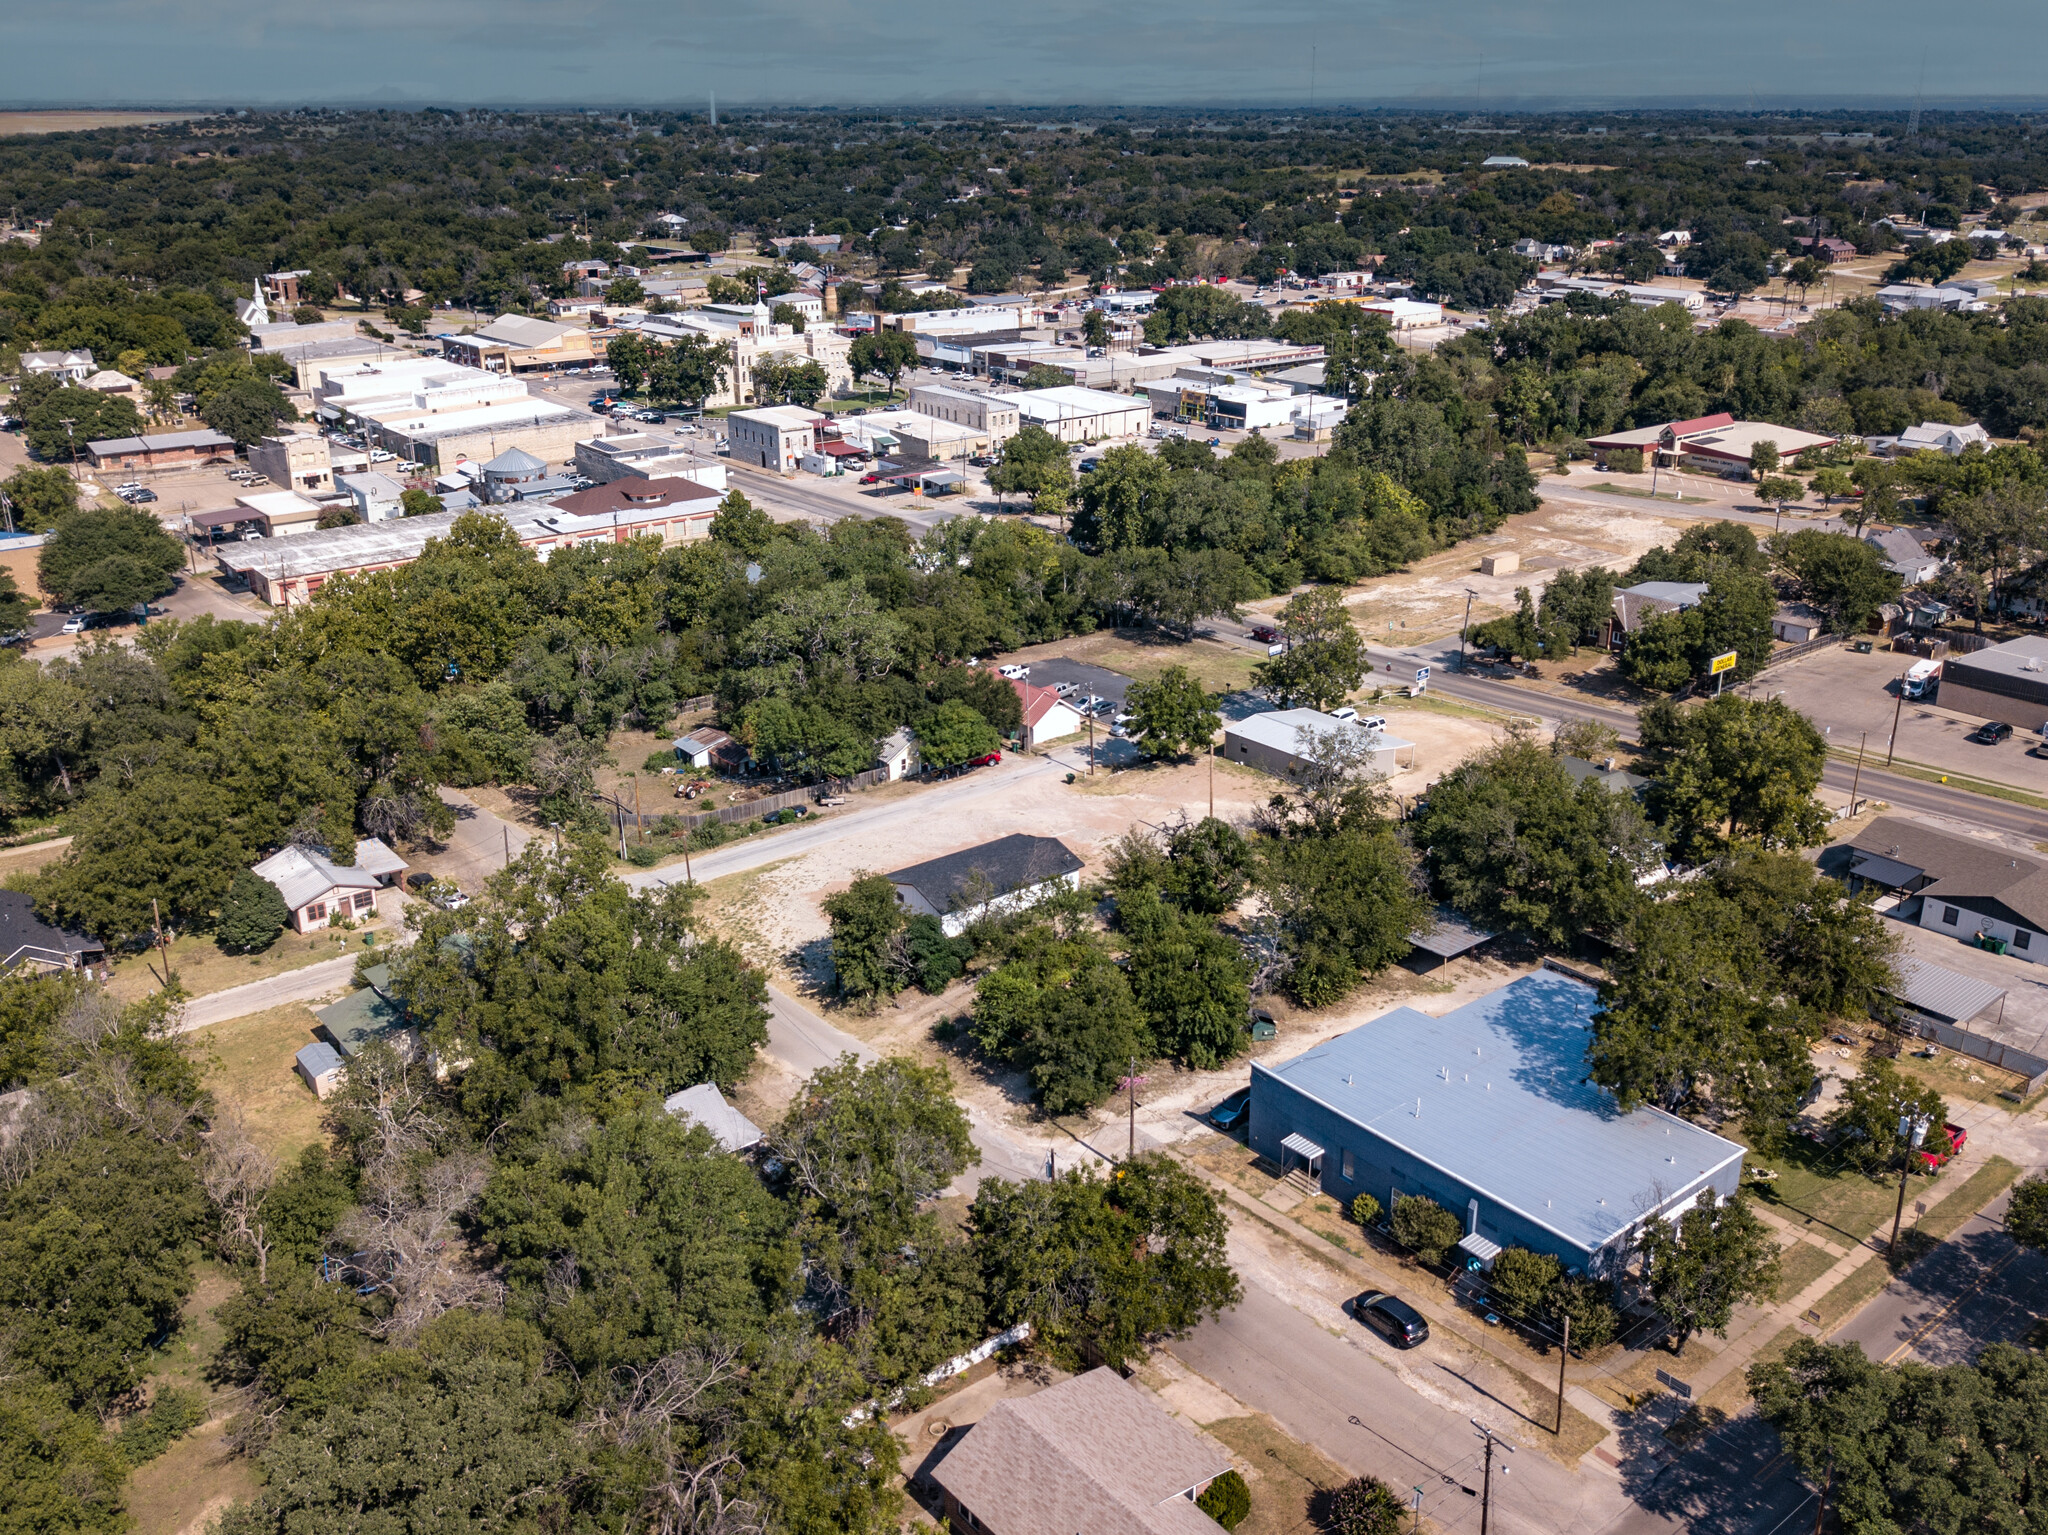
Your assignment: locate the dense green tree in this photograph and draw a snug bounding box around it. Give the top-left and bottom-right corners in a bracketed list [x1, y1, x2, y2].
[1118, 889, 1250, 1069]
[1639, 693, 1831, 858]
[0, 465, 79, 533]
[217, 866, 290, 953]
[914, 699, 1001, 769]
[987, 424, 1075, 519]
[1251, 587, 1370, 711]
[824, 871, 907, 1004]
[1772, 529, 1900, 633]
[1123, 664, 1219, 759]
[1390, 1195, 1463, 1265]
[198, 377, 297, 447]
[1326, 1476, 1406, 1535]
[391, 842, 770, 1126]
[1411, 736, 1652, 947]
[0, 1378, 131, 1535]
[2006, 1173, 2048, 1251]
[23, 388, 141, 464]
[37, 505, 184, 612]
[1825, 1056, 1949, 1174]
[848, 330, 917, 393]
[970, 1154, 1239, 1369]
[1636, 1189, 1780, 1352]
[971, 923, 1150, 1114]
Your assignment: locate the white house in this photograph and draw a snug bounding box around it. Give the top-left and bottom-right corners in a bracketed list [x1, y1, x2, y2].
[21, 349, 95, 382]
[1891, 422, 1992, 457]
[251, 838, 408, 932]
[876, 727, 919, 781]
[1222, 709, 1416, 780]
[1867, 528, 1945, 585]
[663, 1082, 763, 1153]
[886, 834, 1085, 937]
[1010, 679, 1084, 749]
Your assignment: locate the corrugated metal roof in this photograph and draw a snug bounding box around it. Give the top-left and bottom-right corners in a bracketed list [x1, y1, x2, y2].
[1408, 909, 1497, 958]
[1888, 956, 2007, 1025]
[1253, 972, 1746, 1256]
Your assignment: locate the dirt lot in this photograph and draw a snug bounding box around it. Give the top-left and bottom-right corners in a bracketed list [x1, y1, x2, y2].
[0, 111, 211, 135]
[1245, 501, 1697, 642]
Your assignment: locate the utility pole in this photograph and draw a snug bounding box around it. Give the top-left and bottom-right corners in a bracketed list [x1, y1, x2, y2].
[151, 898, 176, 989]
[1891, 1114, 1931, 1254]
[1459, 590, 1476, 672]
[503, 826, 511, 867]
[1471, 1420, 1513, 1535]
[1087, 708, 1095, 776]
[632, 774, 642, 845]
[1208, 741, 1215, 819]
[1886, 673, 1906, 765]
[1554, 1314, 1570, 1434]
[1850, 731, 1868, 817]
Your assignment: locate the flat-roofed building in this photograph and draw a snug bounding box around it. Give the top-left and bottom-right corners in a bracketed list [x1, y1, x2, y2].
[1250, 970, 1746, 1274]
[727, 404, 818, 474]
[1587, 412, 1837, 476]
[1936, 636, 2048, 732]
[357, 396, 587, 474]
[907, 383, 1020, 442]
[236, 489, 329, 537]
[1222, 708, 1416, 779]
[248, 429, 336, 493]
[214, 481, 720, 608]
[573, 432, 728, 492]
[1008, 385, 1151, 443]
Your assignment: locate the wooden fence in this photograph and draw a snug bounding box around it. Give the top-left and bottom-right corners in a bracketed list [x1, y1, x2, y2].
[628, 766, 891, 832]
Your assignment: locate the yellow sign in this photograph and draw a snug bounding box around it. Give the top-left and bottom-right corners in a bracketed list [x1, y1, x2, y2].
[1709, 650, 1738, 675]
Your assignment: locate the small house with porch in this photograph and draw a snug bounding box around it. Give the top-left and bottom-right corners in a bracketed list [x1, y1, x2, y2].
[252, 838, 408, 933]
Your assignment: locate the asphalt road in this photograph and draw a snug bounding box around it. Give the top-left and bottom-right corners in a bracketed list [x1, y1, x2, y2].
[1831, 1183, 2048, 1367]
[1171, 1280, 1816, 1535]
[1208, 615, 2048, 840]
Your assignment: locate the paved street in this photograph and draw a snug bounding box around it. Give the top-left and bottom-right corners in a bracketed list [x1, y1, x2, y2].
[1170, 1279, 1815, 1535]
[1832, 1183, 2048, 1367]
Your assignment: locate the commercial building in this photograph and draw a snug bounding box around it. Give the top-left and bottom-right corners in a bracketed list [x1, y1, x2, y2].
[215, 479, 720, 607]
[1586, 413, 1837, 477]
[337, 471, 405, 523]
[908, 383, 1021, 443]
[1222, 708, 1416, 779]
[1533, 275, 1706, 314]
[1936, 636, 2048, 732]
[252, 838, 408, 933]
[886, 834, 1085, 937]
[1351, 296, 1446, 329]
[442, 314, 598, 374]
[1009, 385, 1150, 443]
[572, 432, 727, 492]
[247, 318, 361, 351]
[627, 305, 852, 408]
[727, 404, 818, 473]
[235, 489, 330, 537]
[248, 429, 352, 493]
[1844, 816, 2048, 971]
[1249, 970, 1748, 1273]
[85, 428, 238, 471]
[928, 1369, 1230, 1535]
[842, 409, 986, 462]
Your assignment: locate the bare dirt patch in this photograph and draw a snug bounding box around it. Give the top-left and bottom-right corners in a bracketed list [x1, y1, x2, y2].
[0, 111, 211, 135]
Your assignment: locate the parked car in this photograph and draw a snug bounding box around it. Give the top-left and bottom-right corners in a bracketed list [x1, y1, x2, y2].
[1078, 458, 1101, 474]
[404, 871, 437, 892]
[1330, 705, 1358, 721]
[1207, 1087, 1251, 1131]
[1249, 625, 1280, 644]
[1351, 1291, 1429, 1348]
[968, 750, 1002, 768]
[427, 884, 471, 911]
[60, 615, 90, 634]
[1972, 721, 2015, 745]
[369, 449, 396, 463]
[1918, 1122, 1969, 1171]
[998, 663, 1030, 680]
[126, 487, 156, 503]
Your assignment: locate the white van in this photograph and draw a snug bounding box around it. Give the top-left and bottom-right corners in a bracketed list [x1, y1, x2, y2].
[1903, 659, 1941, 699]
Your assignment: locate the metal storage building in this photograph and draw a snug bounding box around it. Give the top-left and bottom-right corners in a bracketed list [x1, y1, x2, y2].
[1248, 971, 1746, 1274]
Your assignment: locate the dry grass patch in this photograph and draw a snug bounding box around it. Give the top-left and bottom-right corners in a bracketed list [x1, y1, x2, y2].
[105, 924, 383, 1004]
[195, 1002, 327, 1159]
[1206, 1413, 1445, 1535]
[1772, 1241, 1840, 1304]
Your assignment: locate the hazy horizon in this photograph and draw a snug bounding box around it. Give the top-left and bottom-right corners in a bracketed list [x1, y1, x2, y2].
[4, 0, 2045, 113]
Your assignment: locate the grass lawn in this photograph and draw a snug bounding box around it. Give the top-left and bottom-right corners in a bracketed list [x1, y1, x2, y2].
[1084, 633, 1261, 696]
[106, 922, 391, 1004]
[1772, 1241, 1840, 1304]
[1890, 1048, 2046, 1115]
[1206, 1413, 1444, 1535]
[1890, 1155, 2023, 1270]
[194, 1002, 329, 1159]
[1745, 1134, 1938, 1250]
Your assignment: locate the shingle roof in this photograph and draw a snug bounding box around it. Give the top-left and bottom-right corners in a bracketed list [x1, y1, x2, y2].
[312, 963, 410, 1057]
[930, 1369, 1230, 1535]
[1848, 816, 2048, 933]
[887, 834, 1083, 912]
[0, 891, 103, 969]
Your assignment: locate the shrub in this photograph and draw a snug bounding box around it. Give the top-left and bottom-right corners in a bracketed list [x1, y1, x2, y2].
[687, 820, 731, 850]
[1348, 1193, 1381, 1229]
[217, 868, 290, 953]
[116, 1385, 207, 1465]
[643, 749, 675, 771]
[1325, 1475, 1404, 1535]
[1489, 1246, 1561, 1321]
[623, 843, 663, 867]
[1605, 447, 1643, 473]
[1198, 1470, 1251, 1531]
[1390, 1194, 1462, 1266]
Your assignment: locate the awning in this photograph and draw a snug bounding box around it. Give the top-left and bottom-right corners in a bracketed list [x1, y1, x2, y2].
[1280, 1133, 1324, 1163]
[1458, 1231, 1503, 1265]
[1887, 957, 2007, 1026]
[1408, 909, 1497, 960]
[191, 508, 259, 529]
[1849, 850, 1925, 890]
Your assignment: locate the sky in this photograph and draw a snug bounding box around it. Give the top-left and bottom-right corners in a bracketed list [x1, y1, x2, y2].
[2, 0, 2044, 110]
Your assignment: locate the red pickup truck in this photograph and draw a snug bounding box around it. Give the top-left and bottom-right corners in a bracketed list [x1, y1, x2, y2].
[1917, 1123, 1968, 1171]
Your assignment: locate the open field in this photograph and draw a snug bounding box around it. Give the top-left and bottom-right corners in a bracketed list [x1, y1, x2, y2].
[194, 1000, 329, 1159]
[0, 111, 210, 135]
[106, 921, 391, 1004]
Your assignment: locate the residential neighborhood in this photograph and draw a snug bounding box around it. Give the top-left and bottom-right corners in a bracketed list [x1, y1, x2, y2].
[6, 75, 2048, 1535]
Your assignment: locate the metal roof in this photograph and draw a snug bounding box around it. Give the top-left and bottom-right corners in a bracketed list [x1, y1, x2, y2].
[1225, 708, 1415, 758]
[1252, 972, 1746, 1257]
[663, 1083, 763, 1153]
[1888, 956, 2007, 1025]
[1849, 849, 1924, 888]
[1280, 1132, 1326, 1160]
[1408, 909, 1498, 959]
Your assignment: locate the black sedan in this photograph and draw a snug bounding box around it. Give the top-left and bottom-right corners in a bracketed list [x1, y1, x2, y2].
[1207, 1087, 1251, 1131]
[1973, 721, 2015, 745]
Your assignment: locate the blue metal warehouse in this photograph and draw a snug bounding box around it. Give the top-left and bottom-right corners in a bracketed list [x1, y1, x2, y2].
[1248, 970, 1746, 1274]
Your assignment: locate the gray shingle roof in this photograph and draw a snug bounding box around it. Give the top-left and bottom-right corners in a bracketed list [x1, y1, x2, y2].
[887, 834, 1082, 912]
[1848, 816, 2048, 933]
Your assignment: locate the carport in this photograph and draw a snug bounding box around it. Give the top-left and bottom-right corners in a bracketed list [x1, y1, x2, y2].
[1407, 909, 1499, 972]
